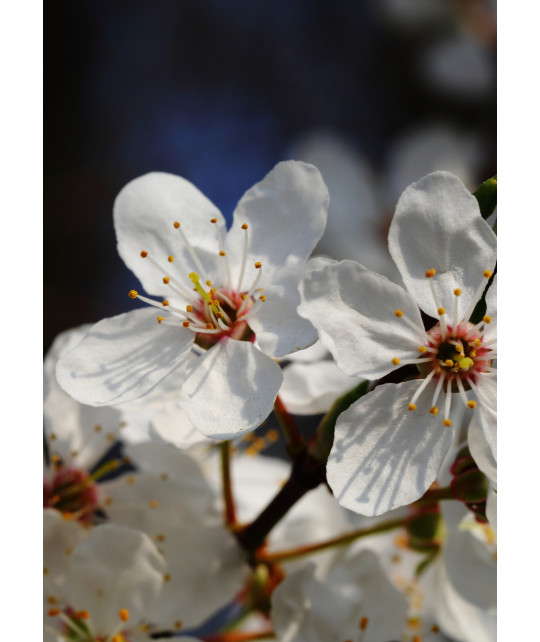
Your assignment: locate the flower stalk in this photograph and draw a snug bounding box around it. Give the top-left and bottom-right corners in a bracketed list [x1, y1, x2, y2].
[273, 394, 305, 457]
[220, 440, 237, 528]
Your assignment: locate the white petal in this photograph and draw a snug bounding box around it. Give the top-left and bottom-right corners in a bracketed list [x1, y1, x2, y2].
[147, 525, 249, 630]
[249, 266, 318, 358]
[474, 373, 497, 461]
[468, 416, 496, 486]
[225, 161, 328, 284]
[388, 172, 497, 318]
[298, 259, 424, 379]
[284, 340, 329, 363]
[43, 509, 87, 592]
[327, 381, 457, 516]
[150, 400, 213, 448]
[482, 273, 497, 343]
[280, 360, 359, 415]
[486, 487, 497, 533]
[179, 339, 283, 439]
[114, 172, 224, 296]
[65, 524, 165, 636]
[56, 308, 193, 406]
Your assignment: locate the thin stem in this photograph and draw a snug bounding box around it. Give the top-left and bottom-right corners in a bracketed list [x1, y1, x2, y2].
[414, 486, 456, 505]
[257, 517, 405, 564]
[273, 395, 305, 457]
[202, 630, 275, 642]
[220, 441, 236, 528]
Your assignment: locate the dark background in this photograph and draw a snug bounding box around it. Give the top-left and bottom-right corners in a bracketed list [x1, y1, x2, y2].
[44, 0, 496, 353]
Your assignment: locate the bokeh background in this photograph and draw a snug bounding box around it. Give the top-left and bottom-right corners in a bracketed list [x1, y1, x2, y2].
[44, 0, 496, 353]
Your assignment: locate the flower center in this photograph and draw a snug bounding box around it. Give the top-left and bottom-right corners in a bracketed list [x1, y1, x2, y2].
[128, 219, 266, 349]
[44, 468, 99, 522]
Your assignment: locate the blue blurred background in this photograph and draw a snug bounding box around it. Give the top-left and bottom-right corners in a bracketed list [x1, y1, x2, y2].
[44, 0, 496, 352]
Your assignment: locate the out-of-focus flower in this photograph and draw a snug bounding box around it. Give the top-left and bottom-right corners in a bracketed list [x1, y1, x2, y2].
[56, 162, 328, 439]
[270, 548, 409, 642]
[299, 172, 496, 515]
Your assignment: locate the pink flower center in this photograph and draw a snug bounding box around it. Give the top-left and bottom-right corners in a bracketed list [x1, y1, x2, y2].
[43, 467, 99, 522]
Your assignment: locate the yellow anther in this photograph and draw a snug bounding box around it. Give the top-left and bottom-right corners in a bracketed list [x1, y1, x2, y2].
[161, 300, 169, 306]
[49, 433, 57, 441]
[156, 533, 166, 542]
[445, 359, 454, 367]
[173, 221, 180, 229]
[213, 299, 220, 306]
[418, 346, 427, 353]
[392, 357, 400, 366]
[483, 270, 492, 278]
[359, 617, 369, 630]
[210, 288, 216, 295]
[394, 309, 404, 317]
[456, 356, 474, 370]
[46, 595, 57, 604]
[205, 323, 214, 329]
[190, 272, 199, 282]
[75, 610, 89, 620]
[431, 625, 440, 634]
[182, 321, 190, 328]
[429, 406, 439, 415]
[474, 338, 482, 346]
[210, 218, 218, 223]
[128, 290, 138, 299]
[47, 608, 61, 617]
[259, 295, 266, 302]
[219, 250, 226, 256]
[186, 305, 193, 312]
[140, 250, 148, 258]
[103, 497, 113, 506]
[216, 312, 223, 319]
[455, 343, 463, 353]
[94, 424, 102, 433]
[119, 609, 130, 622]
[266, 428, 279, 442]
[162, 276, 170, 284]
[467, 400, 477, 409]
[112, 637, 123, 642]
[44, 567, 49, 575]
[470, 350, 476, 357]
[241, 294, 247, 300]
[168, 255, 174, 262]
[425, 268, 436, 278]
[206, 280, 212, 286]
[254, 261, 262, 269]
[453, 288, 462, 296]
[157, 316, 164, 324]
[483, 315, 492, 324]
[437, 307, 446, 315]
[126, 476, 135, 485]
[443, 419, 452, 427]
[241, 223, 248, 230]
[408, 403, 417, 411]
[163, 573, 171, 582]
[51, 453, 61, 462]
[160, 473, 169, 481]
[174, 621, 183, 629]
[149, 500, 159, 509]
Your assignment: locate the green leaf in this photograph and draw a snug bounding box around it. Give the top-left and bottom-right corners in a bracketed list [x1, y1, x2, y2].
[473, 175, 497, 221]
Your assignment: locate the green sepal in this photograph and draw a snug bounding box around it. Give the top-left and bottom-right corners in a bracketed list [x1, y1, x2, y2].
[473, 175, 497, 221]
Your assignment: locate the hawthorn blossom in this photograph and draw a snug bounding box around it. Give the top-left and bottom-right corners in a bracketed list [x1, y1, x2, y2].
[298, 171, 496, 515]
[56, 161, 328, 439]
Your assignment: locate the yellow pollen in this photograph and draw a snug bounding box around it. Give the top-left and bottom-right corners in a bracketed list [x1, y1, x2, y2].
[156, 534, 166, 542]
[467, 400, 477, 409]
[206, 280, 212, 286]
[483, 270, 492, 278]
[162, 300, 169, 306]
[425, 268, 436, 278]
[443, 419, 452, 427]
[76, 610, 89, 620]
[241, 223, 248, 230]
[168, 255, 174, 262]
[412, 637, 422, 642]
[157, 316, 164, 324]
[483, 315, 492, 324]
[266, 428, 279, 442]
[119, 609, 130, 622]
[112, 636, 123, 642]
[453, 288, 461, 296]
[219, 250, 226, 256]
[392, 357, 400, 365]
[456, 356, 474, 370]
[470, 350, 476, 357]
[445, 359, 454, 367]
[47, 608, 61, 617]
[94, 424, 102, 432]
[47, 595, 57, 604]
[140, 250, 148, 258]
[173, 221, 180, 229]
[430, 406, 438, 415]
[408, 403, 416, 411]
[163, 573, 171, 582]
[394, 309, 404, 317]
[418, 346, 427, 353]
[162, 276, 170, 284]
[51, 453, 61, 463]
[259, 295, 266, 302]
[205, 323, 214, 330]
[182, 321, 190, 328]
[359, 617, 369, 630]
[431, 625, 440, 633]
[186, 305, 193, 312]
[216, 312, 223, 319]
[437, 307, 446, 315]
[128, 290, 138, 299]
[210, 218, 217, 223]
[149, 500, 159, 509]
[254, 261, 262, 269]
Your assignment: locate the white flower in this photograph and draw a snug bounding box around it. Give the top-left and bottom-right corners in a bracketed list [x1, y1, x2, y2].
[298, 171, 496, 515]
[270, 548, 409, 642]
[56, 161, 328, 439]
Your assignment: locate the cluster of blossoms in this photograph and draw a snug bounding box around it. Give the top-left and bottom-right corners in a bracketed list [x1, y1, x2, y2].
[45, 161, 496, 642]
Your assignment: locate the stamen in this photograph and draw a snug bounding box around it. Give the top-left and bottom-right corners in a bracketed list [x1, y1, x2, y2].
[425, 268, 436, 278]
[462, 269, 493, 321]
[238, 296, 265, 321]
[237, 263, 263, 315]
[431, 373, 445, 408]
[119, 609, 130, 622]
[428, 280, 446, 339]
[394, 310, 428, 339]
[443, 381, 452, 426]
[141, 252, 198, 302]
[212, 218, 232, 288]
[452, 289, 461, 330]
[236, 223, 250, 291]
[455, 377, 470, 408]
[409, 369, 437, 406]
[392, 357, 400, 366]
[174, 221, 208, 281]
